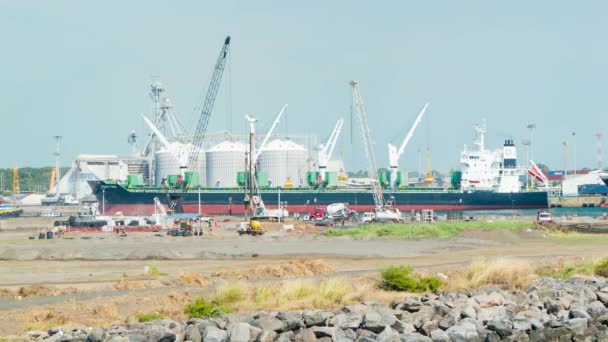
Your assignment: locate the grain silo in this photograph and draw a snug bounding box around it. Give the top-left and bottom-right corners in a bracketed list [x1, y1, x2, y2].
[206, 140, 247, 187]
[155, 142, 206, 186]
[258, 139, 308, 187]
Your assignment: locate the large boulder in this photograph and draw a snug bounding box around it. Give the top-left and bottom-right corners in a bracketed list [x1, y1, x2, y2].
[486, 319, 513, 338]
[362, 308, 397, 333]
[227, 323, 251, 342]
[202, 326, 227, 342]
[250, 315, 285, 332]
[446, 318, 483, 342]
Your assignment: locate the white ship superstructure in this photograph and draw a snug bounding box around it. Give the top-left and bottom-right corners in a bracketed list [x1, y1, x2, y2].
[460, 120, 525, 193]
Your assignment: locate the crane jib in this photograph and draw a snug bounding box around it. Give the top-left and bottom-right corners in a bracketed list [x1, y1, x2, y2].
[185, 36, 231, 187]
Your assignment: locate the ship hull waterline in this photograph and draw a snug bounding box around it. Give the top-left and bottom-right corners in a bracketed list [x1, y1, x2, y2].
[92, 182, 548, 216]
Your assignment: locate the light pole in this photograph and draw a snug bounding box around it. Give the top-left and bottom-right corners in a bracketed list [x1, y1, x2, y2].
[572, 132, 577, 176]
[101, 186, 106, 215]
[527, 123, 536, 162]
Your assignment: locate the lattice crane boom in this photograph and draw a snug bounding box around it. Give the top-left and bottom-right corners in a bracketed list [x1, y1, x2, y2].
[186, 36, 231, 181]
[350, 81, 384, 208]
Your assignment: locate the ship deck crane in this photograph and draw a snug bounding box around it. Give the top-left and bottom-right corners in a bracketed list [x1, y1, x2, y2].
[185, 36, 231, 189]
[318, 118, 344, 183]
[350, 81, 385, 208]
[388, 103, 428, 189]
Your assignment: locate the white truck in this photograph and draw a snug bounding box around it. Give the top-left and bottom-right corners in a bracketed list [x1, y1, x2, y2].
[41, 194, 78, 206]
[359, 207, 403, 224]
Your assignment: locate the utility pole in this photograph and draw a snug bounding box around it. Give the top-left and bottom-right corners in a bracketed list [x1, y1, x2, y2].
[572, 132, 577, 176]
[53, 136, 62, 196]
[597, 133, 604, 170]
[562, 140, 568, 182]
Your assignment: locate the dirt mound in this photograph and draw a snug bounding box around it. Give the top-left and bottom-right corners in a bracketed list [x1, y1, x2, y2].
[113, 280, 146, 290]
[179, 273, 210, 286]
[212, 259, 334, 280]
[17, 285, 77, 298]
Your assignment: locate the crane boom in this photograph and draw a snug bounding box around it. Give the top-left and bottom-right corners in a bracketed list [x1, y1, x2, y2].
[397, 103, 428, 158]
[388, 103, 429, 189]
[186, 36, 231, 182]
[350, 80, 384, 208]
[324, 118, 344, 162]
[254, 104, 288, 164]
[318, 118, 344, 181]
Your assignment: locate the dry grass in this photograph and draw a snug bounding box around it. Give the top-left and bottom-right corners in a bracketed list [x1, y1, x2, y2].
[114, 280, 146, 290]
[179, 273, 210, 286]
[3, 285, 79, 299]
[211, 259, 334, 280]
[444, 258, 534, 291]
[207, 276, 403, 312]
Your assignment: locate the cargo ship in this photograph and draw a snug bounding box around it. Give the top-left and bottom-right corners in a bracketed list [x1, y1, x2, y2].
[91, 119, 548, 215]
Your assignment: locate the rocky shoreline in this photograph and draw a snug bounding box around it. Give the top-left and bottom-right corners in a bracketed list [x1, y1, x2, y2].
[25, 277, 608, 341]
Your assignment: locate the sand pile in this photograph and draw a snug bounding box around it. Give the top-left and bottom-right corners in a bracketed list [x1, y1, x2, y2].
[113, 280, 146, 290]
[179, 273, 210, 286]
[212, 259, 334, 280]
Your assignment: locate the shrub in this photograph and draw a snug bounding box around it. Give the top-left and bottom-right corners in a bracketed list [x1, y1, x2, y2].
[184, 298, 231, 318]
[379, 266, 442, 293]
[212, 284, 246, 304]
[137, 313, 164, 322]
[595, 258, 608, 277]
[147, 266, 163, 276]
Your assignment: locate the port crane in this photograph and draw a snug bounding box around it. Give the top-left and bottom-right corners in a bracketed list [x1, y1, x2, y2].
[244, 105, 288, 217]
[185, 36, 231, 188]
[388, 103, 429, 189]
[317, 118, 344, 183]
[350, 81, 402, 222]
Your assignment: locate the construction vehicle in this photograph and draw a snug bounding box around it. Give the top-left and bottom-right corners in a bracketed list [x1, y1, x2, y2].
[243, 105, 288, 221]
[0, 204, 23, 217]
[350, 80, 402, 223]
[536, 210, 553, 224]
[236, 219, 265, 235]
[387, 103, 428, 189]
[41, 193, 78, 206]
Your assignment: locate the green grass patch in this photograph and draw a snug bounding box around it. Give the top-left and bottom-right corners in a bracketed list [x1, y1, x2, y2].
[184, 297, 232, 318]
[379, 266, 443, 293]
[137, 312, 164, 322]
[535, 261, 594, 279]
[325, 221, 530, 238]
[595, 258, 608, 277]
[146, 266, 166, 276]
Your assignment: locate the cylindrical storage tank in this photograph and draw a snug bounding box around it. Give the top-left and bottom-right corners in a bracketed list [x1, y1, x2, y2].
[206, 141, 247, 188]
[258, 139, 308, 187]
[155, 142, 206, 187]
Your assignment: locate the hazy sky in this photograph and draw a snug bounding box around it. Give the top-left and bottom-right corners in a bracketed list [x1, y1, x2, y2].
[1, 1, 606, 173]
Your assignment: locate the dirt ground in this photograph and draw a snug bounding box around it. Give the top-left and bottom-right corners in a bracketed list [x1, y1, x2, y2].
[2, 213, 608, 337]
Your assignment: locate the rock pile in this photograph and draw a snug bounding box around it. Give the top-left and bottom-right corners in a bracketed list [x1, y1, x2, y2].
[26, 277, 608, 341]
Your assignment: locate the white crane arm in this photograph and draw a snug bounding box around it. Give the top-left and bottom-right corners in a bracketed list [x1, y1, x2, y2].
[142, 114, 171, 150]
[324, 118, 344, 161]
[396, 103, 428, 158]
[254, 104, 288, 163]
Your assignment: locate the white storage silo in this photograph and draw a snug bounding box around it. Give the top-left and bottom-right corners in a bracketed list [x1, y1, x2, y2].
[155, 142, 206, 186]
[258, 139, 308, 187]
[206, 140, 247, 187]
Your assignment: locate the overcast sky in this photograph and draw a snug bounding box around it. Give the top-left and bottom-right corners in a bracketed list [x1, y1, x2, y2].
[1, 1, 606, 173]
